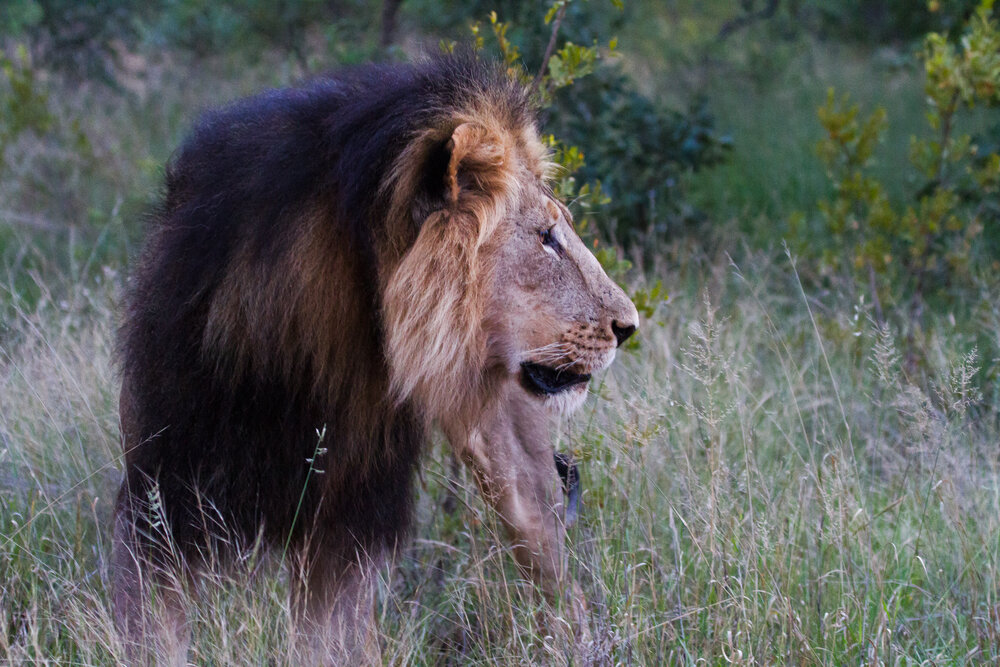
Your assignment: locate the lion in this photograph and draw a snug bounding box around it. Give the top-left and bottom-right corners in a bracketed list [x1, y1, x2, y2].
[112, 55, 638, 665]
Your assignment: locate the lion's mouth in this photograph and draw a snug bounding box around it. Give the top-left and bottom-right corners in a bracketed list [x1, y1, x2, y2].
[519, 362, 591, 396]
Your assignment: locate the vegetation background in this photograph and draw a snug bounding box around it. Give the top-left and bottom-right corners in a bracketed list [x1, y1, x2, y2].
[2, 0, 1000, 663]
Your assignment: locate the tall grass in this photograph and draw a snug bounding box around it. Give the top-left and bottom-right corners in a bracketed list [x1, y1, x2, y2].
[2, 241, 998, 664]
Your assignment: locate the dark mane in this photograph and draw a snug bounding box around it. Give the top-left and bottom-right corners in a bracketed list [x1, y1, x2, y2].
[117, 55, 534, 559]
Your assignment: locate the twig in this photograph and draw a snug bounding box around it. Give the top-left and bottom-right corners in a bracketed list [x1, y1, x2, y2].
[530, 1, 568, 98]
[867, 262, 885, 327]
[380, 0, 404, 48]
[717, 0, 780, 40]
[0, 210, 61, 231]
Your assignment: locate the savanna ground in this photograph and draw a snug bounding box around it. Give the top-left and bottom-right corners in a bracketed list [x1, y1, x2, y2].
[3, 1, 1000, 664]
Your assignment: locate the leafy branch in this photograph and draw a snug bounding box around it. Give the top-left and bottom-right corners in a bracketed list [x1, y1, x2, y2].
[530, 0, 568, 97]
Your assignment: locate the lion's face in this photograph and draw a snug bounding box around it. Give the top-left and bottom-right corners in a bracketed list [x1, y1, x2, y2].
[486, 182, 639, 414]
[384, 121, 637, 424]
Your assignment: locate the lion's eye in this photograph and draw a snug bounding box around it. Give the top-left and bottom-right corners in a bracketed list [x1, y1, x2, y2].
[539, 227, 561, 253]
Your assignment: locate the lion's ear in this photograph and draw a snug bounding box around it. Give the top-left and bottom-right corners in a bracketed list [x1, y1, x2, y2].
[445, 122, 507, 203]
[410, 122, 507, 225]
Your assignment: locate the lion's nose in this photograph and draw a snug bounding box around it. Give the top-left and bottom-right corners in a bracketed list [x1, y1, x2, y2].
[611, 320, 637, 347]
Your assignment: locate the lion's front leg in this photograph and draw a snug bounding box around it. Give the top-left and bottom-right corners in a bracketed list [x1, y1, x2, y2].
[445, 388, 590, 645]
[288, 547, 382, 666]
[110, 496, 190, 667]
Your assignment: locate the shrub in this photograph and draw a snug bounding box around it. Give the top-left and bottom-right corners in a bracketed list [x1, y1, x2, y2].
[800, 0, 978, 43]
[0, 0, 143, 83]
[798, 0, 1000, 321]
[546, 65, 730, 244]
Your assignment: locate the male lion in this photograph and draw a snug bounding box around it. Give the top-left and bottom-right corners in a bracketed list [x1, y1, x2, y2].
[113, 55, 638, 664]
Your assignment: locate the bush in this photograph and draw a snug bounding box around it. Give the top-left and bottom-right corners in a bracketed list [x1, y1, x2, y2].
[546, 65, 730, 244]
[143, 0, 378, 67]
[802, 0, 978, 43]
[796, 0, 1000, 324]
[0, 0, 144, 83]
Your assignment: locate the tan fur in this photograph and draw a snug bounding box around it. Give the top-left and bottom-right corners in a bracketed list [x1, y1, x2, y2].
[198, 97, 637, 645]
[382, 94, 638, 421]
[383, 114, 547, 426]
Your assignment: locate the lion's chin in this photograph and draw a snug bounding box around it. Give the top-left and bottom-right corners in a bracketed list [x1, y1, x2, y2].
[540, 382, 590, 415]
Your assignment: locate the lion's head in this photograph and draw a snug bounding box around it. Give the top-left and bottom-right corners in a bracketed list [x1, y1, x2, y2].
[490, 182, 638, 414]
[385, 110, 638, 426]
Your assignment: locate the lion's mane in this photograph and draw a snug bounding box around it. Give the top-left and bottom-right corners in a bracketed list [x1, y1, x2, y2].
[118, 56, 546, 559]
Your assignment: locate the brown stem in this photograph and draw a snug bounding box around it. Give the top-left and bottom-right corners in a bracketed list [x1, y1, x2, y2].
[867, 262, 885, 327]
[933, 90, 961, 186]
[717, 0, 780, 40]
[905, 89, 960, 346]
[530, 1, 568, 98]
[380, 0, 404, 48]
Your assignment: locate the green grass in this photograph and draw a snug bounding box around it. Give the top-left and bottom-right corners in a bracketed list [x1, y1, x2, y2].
[691, 41, 928, 225]
[3, 243, 1000, 663]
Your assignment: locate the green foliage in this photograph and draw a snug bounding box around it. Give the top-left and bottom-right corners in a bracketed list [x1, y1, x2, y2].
[803, 0, 1000, 311]
[462, 1, 729, 252]
[411, 0, 630, 66]
[0, 45, 52, 168]
[0, 0, 381, 76]
[794, 0, 980, 43]
[810, 89, 897, 273]
[468, 11, 525, 79]
[0, 1, 44, 35]
[544, 39, 600, 92]
[541, 134, 610, 241]
[620, 279, 668, 349]
[465, 1, 619, 101]
[143, 0, 377, 66]
[548, 67, 731, 243]
[0, 42, 91, 178]
[0, 0, 147, 81]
